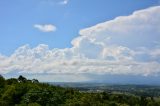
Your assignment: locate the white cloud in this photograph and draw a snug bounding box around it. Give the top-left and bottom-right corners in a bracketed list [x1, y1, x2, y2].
[79, 6, 160, 49]
[34, 24, 56, 32]
[1, 6, 160, 80]
[59, 0, 69, 5]
[0, 44, 160, 77]
[39, 0, 69, 6]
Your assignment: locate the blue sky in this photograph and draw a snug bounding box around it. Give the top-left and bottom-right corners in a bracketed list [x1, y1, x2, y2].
[0, 0, 160, 83]
[0, 0, 159, 55]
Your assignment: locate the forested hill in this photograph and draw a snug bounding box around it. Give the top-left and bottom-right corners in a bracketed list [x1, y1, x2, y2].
[0, 75, 160, 106]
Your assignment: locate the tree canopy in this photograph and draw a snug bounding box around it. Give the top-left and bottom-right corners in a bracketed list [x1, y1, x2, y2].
[0, 75, 160, 106]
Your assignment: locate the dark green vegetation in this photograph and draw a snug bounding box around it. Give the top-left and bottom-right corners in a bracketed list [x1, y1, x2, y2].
[1, 75, 160, 106]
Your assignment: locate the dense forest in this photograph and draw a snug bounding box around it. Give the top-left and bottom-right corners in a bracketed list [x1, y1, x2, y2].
[0, 75, 160, 106]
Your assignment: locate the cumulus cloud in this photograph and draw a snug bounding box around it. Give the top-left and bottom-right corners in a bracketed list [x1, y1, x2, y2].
[34, 24, 56, 32]
[79, 6, 160, 49]
[0, 44, 160, 77]
[0, 6, 160, 79]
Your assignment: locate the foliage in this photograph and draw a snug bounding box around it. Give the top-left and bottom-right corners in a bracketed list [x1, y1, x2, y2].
[0, 74, 160, 106]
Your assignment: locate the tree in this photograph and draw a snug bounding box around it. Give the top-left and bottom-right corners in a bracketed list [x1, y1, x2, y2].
[1, 85, 16, 105]
[18, 75, 27, 83]
[0, 75, 5, 88]
[32, 79, 39, 83]
[6, 78, 18, 85]
[28, 103, 41, 106]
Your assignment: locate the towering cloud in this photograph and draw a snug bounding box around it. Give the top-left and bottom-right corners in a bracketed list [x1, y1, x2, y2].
[0, 6, 160, 79]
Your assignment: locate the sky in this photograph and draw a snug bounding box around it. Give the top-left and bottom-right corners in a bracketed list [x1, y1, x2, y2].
[0, 0, 160, 83]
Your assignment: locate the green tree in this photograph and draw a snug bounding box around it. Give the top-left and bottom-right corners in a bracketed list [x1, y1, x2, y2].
[18, 75, 27, 83]
[1, 85, 16, 105]
[28, 103, 41, 106]
[32, 79, 39, 83]
[6, 78, 18, 85]
[0, 75, 5, 88]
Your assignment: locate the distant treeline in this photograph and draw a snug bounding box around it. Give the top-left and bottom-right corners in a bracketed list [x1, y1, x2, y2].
[0, 75, 160, 106]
